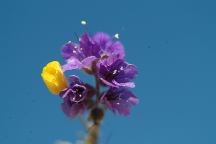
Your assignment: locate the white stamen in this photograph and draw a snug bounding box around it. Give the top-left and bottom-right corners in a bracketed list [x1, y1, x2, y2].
[113, 69, 118, 74]
[116, 102, 120, 105]
[81, 20, 87, 25]
[80, 47, 83, 51]
[74, 45, 78, 49]
[114, 33, 120, 39]
[73, 50, 76, 53]
[68, 41, 71, 43]
[120, 66, 124, 70]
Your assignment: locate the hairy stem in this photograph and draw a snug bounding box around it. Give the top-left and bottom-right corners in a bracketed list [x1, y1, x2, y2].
[85, 75, 103, 144]
[85, 122, 100, 144]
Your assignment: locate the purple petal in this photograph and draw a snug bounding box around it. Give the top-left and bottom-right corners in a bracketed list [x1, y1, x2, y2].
[68, 75, 82, 85]
[128, 96, 139, 105]
[80, 33, 100, 58]
[61, 97, 86, 118]
[100, 88, 138, 116]
[60, 88, 73, 98]
[114, 64, 138, 84]
[106, 41, 125, 59]
[93, 32, 111, 48]
[97, 57, 137, 88]
[123, 64, 138, 79]
[81, 56, 97, 69]
[62, 57, 83, 71]
[109, 59, 127, 71]
[61, 41, 84, 60]
[93, 32, 125, 59]
[112, 80, 135, 88]
[100, 78, 118, 87]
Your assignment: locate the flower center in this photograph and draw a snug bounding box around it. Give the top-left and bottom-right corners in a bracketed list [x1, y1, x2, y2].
[70, 84, 86, 102]
[106, 94, 118, 101]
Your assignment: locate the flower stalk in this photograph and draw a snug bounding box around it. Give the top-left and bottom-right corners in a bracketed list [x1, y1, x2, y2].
[85, 116, 100, 144]
[84, 73, 104, 144]
[85, 107, 104, 144]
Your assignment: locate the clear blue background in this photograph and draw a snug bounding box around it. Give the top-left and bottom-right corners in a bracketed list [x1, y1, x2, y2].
[0, 0, 216, 144]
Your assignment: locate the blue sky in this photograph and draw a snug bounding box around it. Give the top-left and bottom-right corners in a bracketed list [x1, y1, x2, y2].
[0, 0, 216, 144]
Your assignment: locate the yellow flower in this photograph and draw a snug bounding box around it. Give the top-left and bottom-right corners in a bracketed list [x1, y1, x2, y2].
[41, 61, 67, 95]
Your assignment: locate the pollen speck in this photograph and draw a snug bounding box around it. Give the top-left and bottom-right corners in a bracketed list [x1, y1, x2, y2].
[113, 69, 118, 75]
[81, 20, 87, 25]
[114, 33, 120, 39]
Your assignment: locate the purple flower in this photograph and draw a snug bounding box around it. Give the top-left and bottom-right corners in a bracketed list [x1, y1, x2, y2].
[80, 33, 101, 58]
[98, 56, 138, 88]
[42, 31, 140, 120]
[61, 96, 87, 118]
[61, 32, 125, 71]
[61, 39, 98, 71]
[60, 75, 89, 118]
[92, 32, 125, 59]
[100, 88, 139, 116]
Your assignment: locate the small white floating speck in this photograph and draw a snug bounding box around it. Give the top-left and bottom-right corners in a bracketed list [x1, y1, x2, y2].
[114, 33, 120, 39]
[81, 20, 87, 25]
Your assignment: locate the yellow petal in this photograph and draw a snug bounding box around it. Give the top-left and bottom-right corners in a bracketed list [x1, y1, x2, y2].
[41, 61, 67, 94]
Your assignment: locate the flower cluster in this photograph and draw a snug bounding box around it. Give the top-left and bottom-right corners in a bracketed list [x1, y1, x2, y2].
[41, 32, 139, 118]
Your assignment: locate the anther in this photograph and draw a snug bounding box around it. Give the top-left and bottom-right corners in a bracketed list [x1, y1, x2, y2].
[113, 69, 118, 74]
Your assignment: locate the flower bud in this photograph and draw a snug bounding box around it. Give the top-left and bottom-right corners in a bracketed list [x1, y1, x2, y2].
[41, 61, 67, 94]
